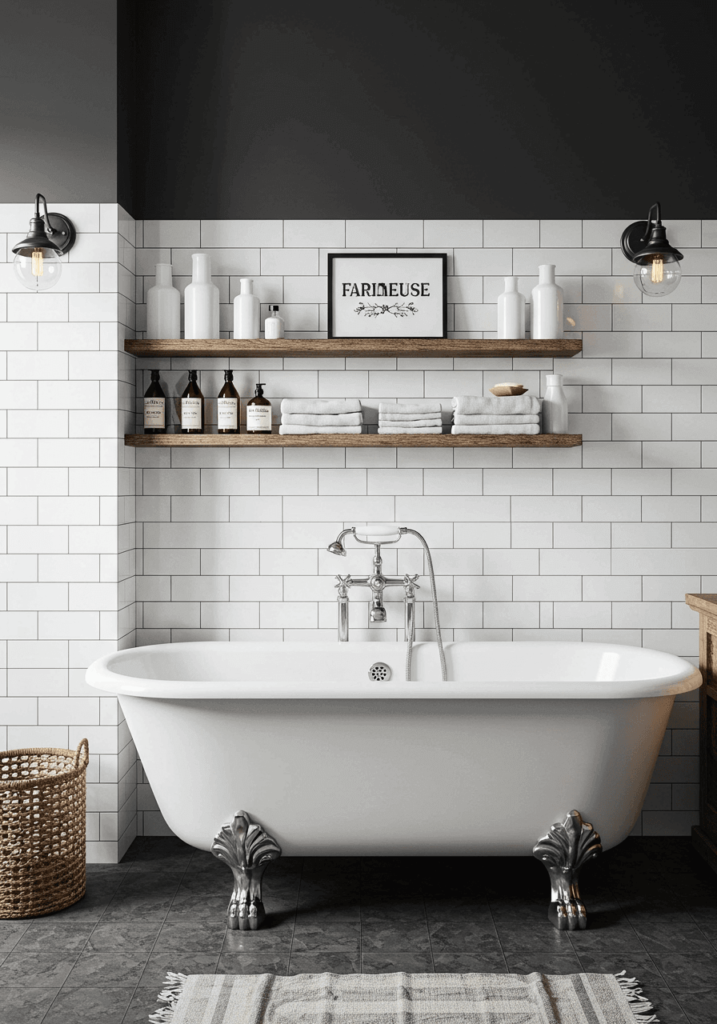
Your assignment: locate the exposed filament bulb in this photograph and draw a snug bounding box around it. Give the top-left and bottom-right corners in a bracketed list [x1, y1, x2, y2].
[650, 255, 664, 284]
[31, 249, 44, 277]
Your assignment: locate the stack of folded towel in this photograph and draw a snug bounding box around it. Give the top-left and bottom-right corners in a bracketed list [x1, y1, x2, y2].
[378, 401, 443, 434]
[451, 395, 541, 434]
[279, 398, 364, 434]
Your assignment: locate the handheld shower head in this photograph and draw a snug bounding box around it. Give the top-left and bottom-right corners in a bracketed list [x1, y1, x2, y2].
[327, 527, 355, 555]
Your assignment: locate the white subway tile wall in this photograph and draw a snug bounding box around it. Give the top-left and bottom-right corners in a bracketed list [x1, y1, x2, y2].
[0, 203, 137, 862]
[1, 214, 713, 855]
[131, 218, 712, 839]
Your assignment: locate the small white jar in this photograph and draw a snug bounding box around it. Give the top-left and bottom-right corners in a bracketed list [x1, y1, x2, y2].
[264, 305, 285, 339]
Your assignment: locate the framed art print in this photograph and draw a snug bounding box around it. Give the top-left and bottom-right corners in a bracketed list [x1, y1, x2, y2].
[328, 253, 447, 339]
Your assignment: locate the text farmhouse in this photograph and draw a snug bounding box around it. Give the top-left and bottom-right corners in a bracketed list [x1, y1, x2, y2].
[341, 281, 432, 297]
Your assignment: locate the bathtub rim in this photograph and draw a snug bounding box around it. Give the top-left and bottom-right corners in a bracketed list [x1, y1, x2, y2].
[86, 639, 702, 701]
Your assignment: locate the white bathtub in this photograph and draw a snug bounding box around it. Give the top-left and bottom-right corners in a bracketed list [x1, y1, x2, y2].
[88, 640, 700, 858]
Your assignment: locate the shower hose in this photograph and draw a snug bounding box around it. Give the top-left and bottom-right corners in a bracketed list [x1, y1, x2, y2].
[401, 527, 447, 683]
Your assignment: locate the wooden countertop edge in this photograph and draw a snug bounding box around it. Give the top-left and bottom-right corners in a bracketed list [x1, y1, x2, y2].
[685, 593, 717, 615]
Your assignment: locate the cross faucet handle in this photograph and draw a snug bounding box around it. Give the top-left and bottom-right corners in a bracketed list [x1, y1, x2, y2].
[403, 574, 420, 590]
[335, 574, 353, 588]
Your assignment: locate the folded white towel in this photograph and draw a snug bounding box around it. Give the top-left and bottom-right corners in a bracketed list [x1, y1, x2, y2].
[282, 412, 363, 426]
[381, 409, 442, 417]
[279, 425, 364, 434]
[452, 396, 540, 415]
[281, 398, 362, 415]
[379, 401, 442, 416]
[453, 414, 540, 425]
[378, 417, 443, 427]
[451, 424, 541, 435]
[378, 426, 443, 434]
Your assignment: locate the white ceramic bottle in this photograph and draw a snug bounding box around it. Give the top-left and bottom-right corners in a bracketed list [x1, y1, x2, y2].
[146, 264, 180, 338]
[264, 305, 285, 339]
[542, 373, 569, 434]
[531, 264, 564, 339]
[496, 277, 525, 339]
[233, 278, 261, 339]
[184, 254, 219, 339]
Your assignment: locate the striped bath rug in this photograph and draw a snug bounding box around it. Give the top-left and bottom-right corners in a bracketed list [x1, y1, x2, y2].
[149, 970, 658, 1023]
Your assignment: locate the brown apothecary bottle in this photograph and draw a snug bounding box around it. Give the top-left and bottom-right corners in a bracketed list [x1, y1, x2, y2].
[180, 370, 204, 434]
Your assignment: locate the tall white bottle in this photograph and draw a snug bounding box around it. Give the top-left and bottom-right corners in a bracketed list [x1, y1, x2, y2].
[184, 254, 219, 339]
[542, 373, 569, 434]
[233, 278, 261, 339]
[146, 264, 180, 338]
[531, 264, 564, 339]
[496, 277, 525, 339]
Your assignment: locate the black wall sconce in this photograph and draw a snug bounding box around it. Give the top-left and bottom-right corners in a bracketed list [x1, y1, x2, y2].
[11, 194, 76, 292]
[621, 203, 683, 297]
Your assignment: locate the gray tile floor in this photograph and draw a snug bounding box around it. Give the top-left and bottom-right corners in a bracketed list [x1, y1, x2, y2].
[0, 837, 715, 1023]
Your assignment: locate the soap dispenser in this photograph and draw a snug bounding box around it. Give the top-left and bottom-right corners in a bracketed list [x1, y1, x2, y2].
[233, 278, 260, 339]
[246, 382, 272, 434]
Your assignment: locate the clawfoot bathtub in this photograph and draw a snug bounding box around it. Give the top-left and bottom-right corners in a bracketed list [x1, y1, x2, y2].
[88, 640, 700, 929]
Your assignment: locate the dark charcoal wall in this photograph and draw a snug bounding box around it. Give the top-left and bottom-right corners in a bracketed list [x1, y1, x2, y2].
[0, 0, 117, 203]
[119, 0, 716, 220]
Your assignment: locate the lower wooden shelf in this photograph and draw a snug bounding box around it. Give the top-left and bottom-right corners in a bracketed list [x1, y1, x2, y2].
[125, 433, 581, 448]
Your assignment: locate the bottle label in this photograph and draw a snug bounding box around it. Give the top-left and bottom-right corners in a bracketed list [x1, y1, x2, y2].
[247, 405, 272, 431]
[218, 397, 238, 430]
[144, 397, 165, 428]
[181, 397, 202, 429]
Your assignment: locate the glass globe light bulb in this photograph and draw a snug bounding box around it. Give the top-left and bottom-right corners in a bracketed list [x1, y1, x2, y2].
[633, 255, 681, 298]
[13, 247, 63, 292]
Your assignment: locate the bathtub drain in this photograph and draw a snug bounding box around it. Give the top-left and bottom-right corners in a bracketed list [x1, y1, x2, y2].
[368, 662, 391, 682]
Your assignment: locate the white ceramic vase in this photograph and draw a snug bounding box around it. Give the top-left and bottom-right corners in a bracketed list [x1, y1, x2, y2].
[531, 264, 563, 339]
[184, 254, 219, 339]
[496, 277, 525, 339]
[542, 373, 569, 433]
[233, 278, 261, 339]
[146, 264, 180, 339]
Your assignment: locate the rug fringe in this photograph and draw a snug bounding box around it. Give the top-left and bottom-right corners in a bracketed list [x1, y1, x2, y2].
[614, 971, 659, 1023]
[149, 972, 188, 1024]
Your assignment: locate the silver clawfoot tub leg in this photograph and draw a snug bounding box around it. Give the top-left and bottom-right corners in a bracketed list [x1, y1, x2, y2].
[211, 810, 282, 931]
[533, 809, 602, 931]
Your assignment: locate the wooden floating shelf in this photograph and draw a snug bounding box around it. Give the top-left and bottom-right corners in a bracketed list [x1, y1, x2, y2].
[125, 338, 581, 359]
[125, 433, 582, 449]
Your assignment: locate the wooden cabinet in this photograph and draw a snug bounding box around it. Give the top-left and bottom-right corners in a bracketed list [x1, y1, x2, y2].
[686, 593, 717, 872]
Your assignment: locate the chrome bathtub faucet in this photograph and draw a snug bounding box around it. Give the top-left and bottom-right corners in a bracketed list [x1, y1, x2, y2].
[329, 527, 419, 641]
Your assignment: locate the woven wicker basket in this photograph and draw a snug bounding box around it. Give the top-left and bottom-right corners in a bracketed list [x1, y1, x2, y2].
[0, 738, 89, 918]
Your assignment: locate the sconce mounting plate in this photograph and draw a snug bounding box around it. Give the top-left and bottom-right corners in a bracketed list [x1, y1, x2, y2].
[620, 220, 650, 263]
[45, 212, 76, 256]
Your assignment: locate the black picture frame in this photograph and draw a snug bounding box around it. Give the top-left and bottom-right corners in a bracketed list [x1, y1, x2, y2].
[327, 253, 448, 339]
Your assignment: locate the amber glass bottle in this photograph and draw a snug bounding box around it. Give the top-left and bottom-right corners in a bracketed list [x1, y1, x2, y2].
[246, 382, 272, 434]
[143, 370, 166, 434]
[217, 370, 239, 434]
[180, 370, 204, 434]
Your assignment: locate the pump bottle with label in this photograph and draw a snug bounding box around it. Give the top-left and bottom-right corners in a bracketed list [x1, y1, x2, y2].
[246, 382, 272, 434]
[181, 370, 204, 434]
[143, 370, 166, 434]
[217, 370, 239, 434]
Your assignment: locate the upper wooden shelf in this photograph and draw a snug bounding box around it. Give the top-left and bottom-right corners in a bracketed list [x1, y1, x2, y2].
[125, 338, 581, 359]
[125, 433, 582, 449]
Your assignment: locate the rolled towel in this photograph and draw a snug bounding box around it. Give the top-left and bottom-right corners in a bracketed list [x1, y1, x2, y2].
[379, 417, 443, 427]
[452, 395, 540, 415]
[379, 401, 442, 416]
[453, 414, 540, 425]
[282, 412, 363, 426]
[451, 424, 540, 435]
[279, 425, 364, 434]
[378, 426, 443, 434]
[281, 398, 362, 415]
